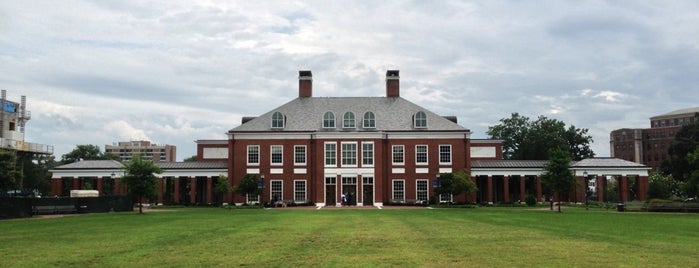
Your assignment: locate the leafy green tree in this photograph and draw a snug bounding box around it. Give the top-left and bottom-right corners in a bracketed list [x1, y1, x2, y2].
[213, 175, 233, 205]
[123, 155, 162, 213]
[662, 120, 699, 184]
[435, 170, 477, 203]
[237, 174, 262, 205]
[0, 149, 21, 190]
[183, 155, 198, 162]
[61, 144, 117, 164]
[647, 172, 678, 200]
[541, 148, 575, 212]
[684, 147, 699, 199]
[487, 113, 595, 160]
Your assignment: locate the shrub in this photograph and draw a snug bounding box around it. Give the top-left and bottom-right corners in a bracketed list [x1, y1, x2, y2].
[525, 194, 537, 206]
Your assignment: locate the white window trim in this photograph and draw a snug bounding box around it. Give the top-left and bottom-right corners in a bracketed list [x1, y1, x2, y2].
[294, 145, 307, 166]
[246, 193, 259, 204]
[341, 142, 358, 167]
[271, 112, 284, 129]
[294, 179, 307, 202]
[392, 179, 405, 201]
[392, 145, 405, 166]
[362, 142, 374, 168]
[343, 112, 356, 128]
[363, 111, 376, 129]
[416, 179, 429, 202]
[415, 145, 428, 166]
[270, 145, 283, 166]
[247, 145, 260, 166]
[414, 111, 428, 129]
[439, 144, 452, 165]
[323, 112, 335, 128]
[270, 180, 283, 201]
[324, 142, 337, 167]
[440, 193, 453, 203]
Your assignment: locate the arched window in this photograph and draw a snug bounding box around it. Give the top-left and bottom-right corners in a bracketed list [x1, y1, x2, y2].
[414, 111, 427, 128]
[363, 112, 375, 128]
[343, 112, 355, 128]
[271, 112, 284, 128]
[323, 112, 335, 128]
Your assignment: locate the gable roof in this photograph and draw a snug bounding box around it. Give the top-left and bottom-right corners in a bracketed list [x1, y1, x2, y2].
[571, 157, 649, 168]
[651, 107, 699, 119]
[53, 160, 124, 169]
[230, 97, 469, 132]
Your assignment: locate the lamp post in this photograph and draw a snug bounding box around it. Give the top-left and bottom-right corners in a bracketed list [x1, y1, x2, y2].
[257, 174, 265, 207]
[583, 171, 589, 211]
[433, 174, 441, 206]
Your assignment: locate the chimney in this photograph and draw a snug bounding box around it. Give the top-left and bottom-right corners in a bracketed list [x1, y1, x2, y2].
[386, 70, 399, 97]
[299, 70, 312, 97]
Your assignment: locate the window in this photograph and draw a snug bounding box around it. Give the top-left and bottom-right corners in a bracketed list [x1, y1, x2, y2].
[416, 145, 428, 165]
[363, 177, 374, 185]
[414, 111, 427, 128]
[247, 145, 259, 165]
[271, 180, 283, 201]
[323, 112, 335, 128]
[343, 112, 355, 128]
[440, 193, 453, 203]
[439, 145, 451, 165]
[363, 112, 375, 128]
[294, 180, 306, 202]
[341, 142, 358, 166]
[392, 145, 404, 165]
[271, 145, 283, 165]
[247, 193, 259, 203]
[294, 146, 306, 165]
[416, 179, 428, 201]
[325, 143, 337, 166]
[362, 142, 374, 166]
[392, 180, 405, 201]
[272, 112, 284, 128]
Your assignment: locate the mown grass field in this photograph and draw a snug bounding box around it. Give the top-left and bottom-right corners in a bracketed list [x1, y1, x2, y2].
[2, 207, 698, 267]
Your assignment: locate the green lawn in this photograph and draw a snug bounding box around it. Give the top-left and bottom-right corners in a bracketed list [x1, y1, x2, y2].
[2, 207, 698, 267]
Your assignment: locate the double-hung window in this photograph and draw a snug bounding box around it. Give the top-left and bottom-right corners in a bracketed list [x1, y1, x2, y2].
[416, 145, 428, 165]
[392, 180, 405, 201]
[392, 145, 404, 165]
[247, 145, 259, 165]
[362, 142, 374, 166]
[294, 145, 306, 165]
[270, 180, 283, 201]
[294, 180, 306, 202]
[341, 142, 357, 167]
[271, 145, 283, 165]
[416, 179, 428, 201]
[325, 143, 337, 167]
[439, 145, 451, 165]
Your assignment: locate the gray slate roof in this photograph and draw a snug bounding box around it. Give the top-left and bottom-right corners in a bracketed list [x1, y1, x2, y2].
[54, 160, 227, 170]
[472, 158, 649, 169]
[231, 97, 469, 132]
[571, 158, 649, 168]
[54, 160, 123, 169]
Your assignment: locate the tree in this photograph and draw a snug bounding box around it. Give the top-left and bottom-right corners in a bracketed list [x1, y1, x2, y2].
[647, 172, 678, 200]
[123, 155, 162, 213]
[0, 149, 21, 190]
[213, 175, 233, 205]
[237, 174, 262, 205]
[661, 120, 699, 183]
[61, 144, 118, 164]
[487, 113, 595, 160]
[541, 148, 575, 212]
[183, 155, 198, 162]
[684, 147, 699, 199]
[435, 170, 477, 203]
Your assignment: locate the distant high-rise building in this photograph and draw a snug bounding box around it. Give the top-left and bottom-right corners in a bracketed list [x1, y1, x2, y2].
[105, 140, 176, 162]
[610, 107, 699, 169]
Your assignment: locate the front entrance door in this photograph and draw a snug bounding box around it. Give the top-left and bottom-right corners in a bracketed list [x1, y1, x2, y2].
[325, 177, 336, 206]
[341, 177, 357, 206]
[363, 177, 374, 206]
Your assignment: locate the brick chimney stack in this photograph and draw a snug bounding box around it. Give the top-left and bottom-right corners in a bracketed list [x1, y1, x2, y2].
[299, 70, 313, 97]
[386, 70, 399, 97]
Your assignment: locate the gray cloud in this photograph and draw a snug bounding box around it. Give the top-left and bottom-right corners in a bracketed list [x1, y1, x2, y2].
[1, 1, 698, 160]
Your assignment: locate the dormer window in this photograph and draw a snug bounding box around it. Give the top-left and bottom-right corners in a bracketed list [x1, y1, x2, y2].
[343, 112, 355, 128]
[363, 112, 375, 128]
[323, 112, 335, 128]
[271, 112, 284, 128]
[414, 111, 427, 128]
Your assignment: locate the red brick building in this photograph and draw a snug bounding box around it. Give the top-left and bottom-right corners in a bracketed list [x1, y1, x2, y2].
[51, 70, 651, 207]
[610, 107, 699, 169]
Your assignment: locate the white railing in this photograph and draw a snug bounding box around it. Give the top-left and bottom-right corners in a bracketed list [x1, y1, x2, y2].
[0, 138, 53, 154]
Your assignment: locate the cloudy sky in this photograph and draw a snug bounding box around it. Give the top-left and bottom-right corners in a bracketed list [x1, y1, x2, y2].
[2, 1, 698, 161]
